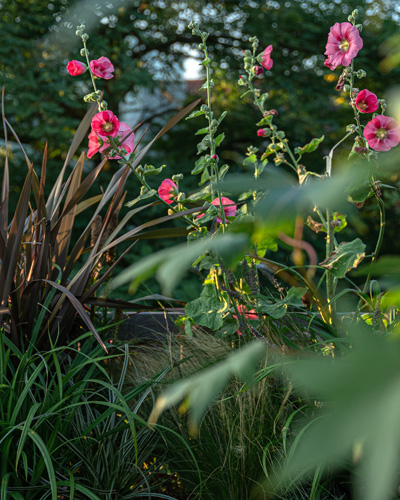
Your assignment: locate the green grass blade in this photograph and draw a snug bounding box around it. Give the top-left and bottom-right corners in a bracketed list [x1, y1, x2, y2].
[15, 402, 41, 470]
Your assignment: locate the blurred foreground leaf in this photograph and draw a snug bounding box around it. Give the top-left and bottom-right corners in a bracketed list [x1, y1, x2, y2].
[110, 232, 249, 296]
[279, 326, 400, 500]
[148, 340, 267, 435]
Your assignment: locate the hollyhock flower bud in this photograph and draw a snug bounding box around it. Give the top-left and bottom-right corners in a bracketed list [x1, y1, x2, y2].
[363, 115, 400, 152]
[355, 89, 379, 113]
[324, 22, 363, 71]
[260, 45, 273, 70]
[89, 56, 114, 79]
[158, 179, 178, 205]
[211, 154, 218, 160]
[254, 66, 264, 75]
[91, 110, 120, 137]
[257, 129, 267, 137]
[66, 60, 87, 76]
[354, 146, 369, 155]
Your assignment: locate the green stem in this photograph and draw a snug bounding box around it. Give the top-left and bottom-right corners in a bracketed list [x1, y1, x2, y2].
[128, 163, 200, 229]
[348, 60, 364, 141]
[109, 137, 200, 230]
[201, 34, 226, 225]
[325, 208, 336, 316]
[358, 188, 385, 310]
[82, 40, 102, 112]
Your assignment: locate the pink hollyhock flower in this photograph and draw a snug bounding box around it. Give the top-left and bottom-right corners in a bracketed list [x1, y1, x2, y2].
[355, 89, 379, 113]
[260, 45, 273, 70]
[233, 305, 258, 336]
[66, 60, 87, 76]
[158, 179, 178, 204]
[198, 197, 237, 223]
[324, 22, 363, 71]
[89, 56, 114, 79]
[102, 122, 135, 159]
[87, 122, 135, 159]
[87, 129, 103, 159]
[91, 110, 120, 137]
[363, 115, 400, 152]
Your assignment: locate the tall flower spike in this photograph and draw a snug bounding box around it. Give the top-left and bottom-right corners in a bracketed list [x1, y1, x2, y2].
[324, 22, 363, 71]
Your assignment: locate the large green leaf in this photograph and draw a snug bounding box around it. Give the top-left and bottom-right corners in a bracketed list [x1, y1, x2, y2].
[320, 238, 366, 278]
[185, 283, 229, 330]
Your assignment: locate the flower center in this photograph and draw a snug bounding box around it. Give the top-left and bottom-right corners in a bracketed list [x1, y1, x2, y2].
[339, 39, 350, 52]
[376, 128, 388, 140]
[358, 102, 368, 110]
[102, 122, 114, 132]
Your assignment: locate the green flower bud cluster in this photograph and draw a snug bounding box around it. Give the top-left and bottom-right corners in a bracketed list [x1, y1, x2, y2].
[83, 91, 101, 102]
[249, 36, 259, 50]
[75, 24, 85, 37]
[379, 99, 387, 111]
[348, 9, 358, 24]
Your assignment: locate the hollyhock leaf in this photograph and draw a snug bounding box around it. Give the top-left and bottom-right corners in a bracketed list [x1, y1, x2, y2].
[297, 136, 325, 155]
[243, 154, 258, 167]
[214, 133, 225, 147]
[219, 164, 229, 180]
[199, 167, 211, 185]
[192, 156, 212, 175]
[197, 136, 210, 154]
[186, 109, 205, 120]
[125, 189, 156, 207]
[320, 238, 366, 278]
[257, 116, 273, 127]
[143, 165, 166, 176]
[215, 320, 241, 338]
[257, 298, 287, 319]
[195, 127, 209, 135]
[218, 111, 228, 124]
[185, 283, 228, 330]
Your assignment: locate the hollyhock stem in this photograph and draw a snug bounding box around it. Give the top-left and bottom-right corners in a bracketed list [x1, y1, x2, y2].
[348, 61, 365, 142]
[130, 165, 200, 229]
[82, 39, 102, 112]
[198, 28, 226, 226]
[247, 79, 298, 173]
[108, 137, 199, 229]
[357, 184, 385, 311]
[325, 208, 336, 319]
